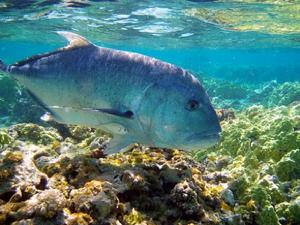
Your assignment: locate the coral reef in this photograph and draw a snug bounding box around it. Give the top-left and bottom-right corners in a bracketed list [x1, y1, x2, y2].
[204, 78, 248, 100]
[0, 123, 234, 225]
[203, 78, 300, 110]
[0, 102, 299, 224]
[266, 82, 300, 107]
[194, 102, 300, 225]
[0, 129, 12, 148]
[249, 81, 300, 108]
[203, 77, 250, 110]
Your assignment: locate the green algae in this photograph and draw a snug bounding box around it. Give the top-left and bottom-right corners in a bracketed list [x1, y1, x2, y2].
[124, 208, 150, 225]
[258, 205, 280, 225]
[10, 123, 62, 145]
[194, 102, 300, 225]
[288, 197, 300, 223]
[275, 149, 300, 181]
[0, 129, 11, 148]
[211, 103, 299, 160]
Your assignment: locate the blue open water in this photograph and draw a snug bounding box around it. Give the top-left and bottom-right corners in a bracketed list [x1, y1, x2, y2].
[0, 0, 300, 121]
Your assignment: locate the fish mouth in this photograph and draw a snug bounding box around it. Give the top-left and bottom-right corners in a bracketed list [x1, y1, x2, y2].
[181, 130, 221, 151]
[185, 131, 221, 142]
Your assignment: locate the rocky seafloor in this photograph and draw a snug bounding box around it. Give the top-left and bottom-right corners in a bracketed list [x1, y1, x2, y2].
[0, 99, 300, 225]
[0, 123, 242, 225]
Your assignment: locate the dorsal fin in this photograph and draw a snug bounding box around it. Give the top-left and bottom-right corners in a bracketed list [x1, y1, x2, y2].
[11, 32, 93, 67]
[57, 31, 92, 49]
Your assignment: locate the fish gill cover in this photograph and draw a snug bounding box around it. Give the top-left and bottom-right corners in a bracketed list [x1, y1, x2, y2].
[0, 0, 300, 225]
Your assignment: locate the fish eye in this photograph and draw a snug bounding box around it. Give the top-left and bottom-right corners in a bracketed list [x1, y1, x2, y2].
[124, 110, 134, 118]
[185, 99, 200, 111]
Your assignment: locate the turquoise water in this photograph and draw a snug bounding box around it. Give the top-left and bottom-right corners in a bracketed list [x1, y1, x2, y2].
[1, 1, 300, 81]
[0, 0, 300, 123]
[1, 1, 300, 224]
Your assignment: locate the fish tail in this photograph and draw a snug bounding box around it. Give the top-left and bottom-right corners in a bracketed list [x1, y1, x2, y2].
[0, 59, 7, 72]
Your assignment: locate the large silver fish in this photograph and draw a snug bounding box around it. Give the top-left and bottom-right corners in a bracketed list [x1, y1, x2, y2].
[0, 32, 221, 153]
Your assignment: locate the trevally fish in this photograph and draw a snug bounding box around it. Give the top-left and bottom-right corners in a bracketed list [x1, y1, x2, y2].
[0, 32, 221, 153]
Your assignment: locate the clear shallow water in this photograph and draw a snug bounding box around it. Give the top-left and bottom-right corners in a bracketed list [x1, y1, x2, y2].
[0, 0, 300, 86]
[0, 0, 300, 125]
[0, 0, 300, 84]
[1, 0, 300, 47]
[0, 2, 300, 224]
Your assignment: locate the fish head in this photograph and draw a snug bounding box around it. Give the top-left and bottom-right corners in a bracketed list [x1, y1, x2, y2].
[138, 70, 221, 151]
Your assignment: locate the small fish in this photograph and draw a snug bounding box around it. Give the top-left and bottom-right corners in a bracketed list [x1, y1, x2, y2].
[0, 31, 221, 153]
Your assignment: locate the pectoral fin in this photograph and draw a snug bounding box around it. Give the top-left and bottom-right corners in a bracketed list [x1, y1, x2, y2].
[105, 136, 133, 154]
[87, 108, 134, 119]
[48, 106, 134, 119]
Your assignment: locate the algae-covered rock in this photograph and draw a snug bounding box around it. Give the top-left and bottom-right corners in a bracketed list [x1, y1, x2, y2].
[170, 180, 204, 218]
[204, 78, 248, 100]
[9, 123, 62, 145]
[1, 100, 299, 224]
[207, 103, 300, 161]
[69, 180, 118, 219]
[288, 197, 300, 223]
[275, 149, 300, 181]
[0, 124, 233, 225]
[194, 102, 300, 225]
[257, 205, 280, 225]
[124, 208, 150, 225]
[0, 129, 12, 148]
